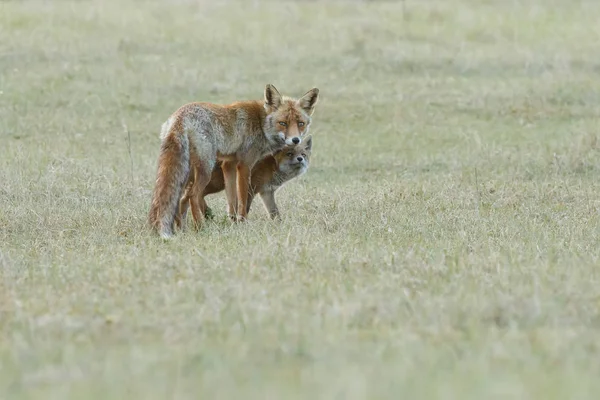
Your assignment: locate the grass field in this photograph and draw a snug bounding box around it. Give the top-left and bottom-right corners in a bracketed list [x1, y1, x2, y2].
[2, 0, 600, 398]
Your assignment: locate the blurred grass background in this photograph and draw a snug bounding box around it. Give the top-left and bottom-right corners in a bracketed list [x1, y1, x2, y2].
[1, 0, 600, 399]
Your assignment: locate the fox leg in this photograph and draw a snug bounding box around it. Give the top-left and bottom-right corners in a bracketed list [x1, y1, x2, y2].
[174, 205, 183, 229]
[259, 190, 280, 219]
[186, 186, 208, 222]
[236, 163, 251, 221]
[188, 162, 212, 230]
[221, 160, 238, 221]
[200, 196, 215, 220]
[176, 179, 194, 230]
[178, 199, 188, 226]
[188, 185, 202, 230]
[176, 199, 190, 230]
[245, 190, 256, 215]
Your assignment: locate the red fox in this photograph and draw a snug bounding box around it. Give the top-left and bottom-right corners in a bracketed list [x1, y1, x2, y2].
[176, 136, 312, 225]
[148, 84, 319, 239]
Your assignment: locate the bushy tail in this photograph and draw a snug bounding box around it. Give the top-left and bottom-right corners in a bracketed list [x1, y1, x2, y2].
[148, 131, 190, 239]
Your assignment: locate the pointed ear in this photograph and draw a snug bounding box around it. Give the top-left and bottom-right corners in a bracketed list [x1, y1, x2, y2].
[297, 88, 319, 115]
[264, 84, 282, 112]
[304, 135, 312, 151]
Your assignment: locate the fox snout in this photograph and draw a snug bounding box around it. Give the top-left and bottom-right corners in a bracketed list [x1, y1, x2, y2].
[276, 132, 301, 146]
[290, 155, 307, 168]
[286, 136, 301, 146]
[283, 123, 302, 146]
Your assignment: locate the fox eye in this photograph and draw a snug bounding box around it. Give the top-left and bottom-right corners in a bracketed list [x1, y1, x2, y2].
[301, 153, 307, 157]
[279, 121, 287, 127]
[298, 121, 305, 127]
[286, 152, 294, 157]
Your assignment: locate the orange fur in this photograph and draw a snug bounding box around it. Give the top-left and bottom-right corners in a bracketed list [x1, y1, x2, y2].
[177, 137, 313, 223]
[148, 85, 319, 238]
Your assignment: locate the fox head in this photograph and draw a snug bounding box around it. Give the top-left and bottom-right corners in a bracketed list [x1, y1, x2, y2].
[273, 135, 312, 176]
[263, 84, 319, 148]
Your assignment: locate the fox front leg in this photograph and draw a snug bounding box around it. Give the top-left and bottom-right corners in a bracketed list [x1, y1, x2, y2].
[236, 163, 251, 222]
[221, 160, 238, 221]
[259, 190, 280, 219]
[245, 190, 256, 215]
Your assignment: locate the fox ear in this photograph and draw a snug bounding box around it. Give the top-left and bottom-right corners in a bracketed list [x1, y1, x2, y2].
[264, 84, 282, 112]
[304, 135, 312, 151]
[297, 88, 319, 115]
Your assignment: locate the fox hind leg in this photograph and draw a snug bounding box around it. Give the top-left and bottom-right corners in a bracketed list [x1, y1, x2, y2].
[176, 179, 193, 230]
[188, 161, 212, 231]
[178, 148, 213, 231]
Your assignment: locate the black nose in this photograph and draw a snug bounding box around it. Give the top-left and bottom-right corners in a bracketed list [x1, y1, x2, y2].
[296, 157, 303, 162]
[292, 137, 300, 144]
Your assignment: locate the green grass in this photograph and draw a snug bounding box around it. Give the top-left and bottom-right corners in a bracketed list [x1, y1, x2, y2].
[2, 0, 600, 398]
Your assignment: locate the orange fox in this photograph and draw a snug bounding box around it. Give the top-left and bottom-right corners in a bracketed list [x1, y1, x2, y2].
[176, 136, 312, 224]
[148, 84, 319, 239]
